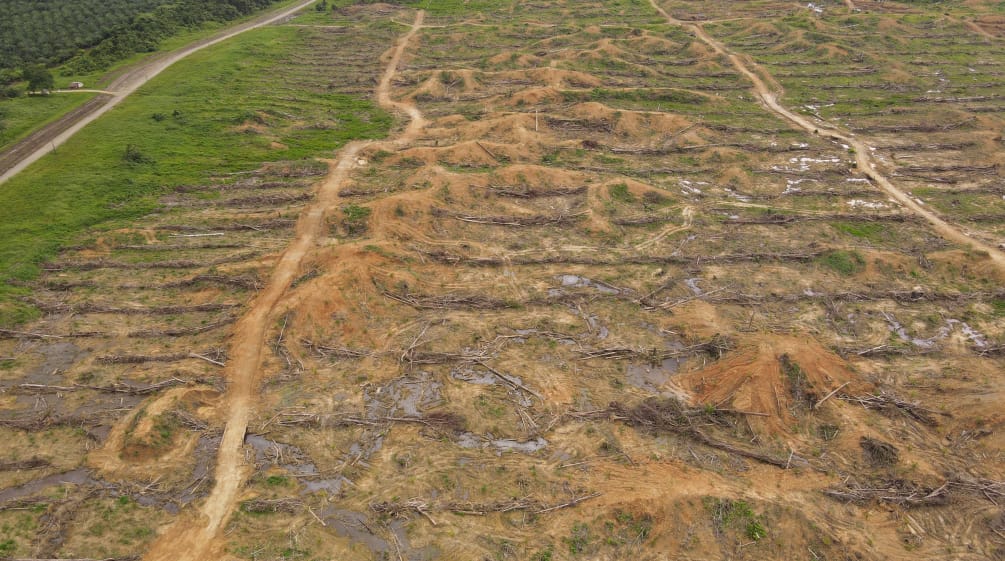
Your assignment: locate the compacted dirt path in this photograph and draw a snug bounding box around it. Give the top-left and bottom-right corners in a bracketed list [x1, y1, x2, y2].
[142, 11, 425, 561]
[648, 0, 1005, 272]
[0, 0, 318, 185]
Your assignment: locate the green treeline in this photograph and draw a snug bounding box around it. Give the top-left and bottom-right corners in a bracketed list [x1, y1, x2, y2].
[0, 0, 280, 78]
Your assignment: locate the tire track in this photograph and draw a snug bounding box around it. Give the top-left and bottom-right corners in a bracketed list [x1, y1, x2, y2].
[142, 10, 425, 561]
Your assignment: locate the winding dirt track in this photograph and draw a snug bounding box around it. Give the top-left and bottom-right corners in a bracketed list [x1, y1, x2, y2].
[142, 11, 425, 561]
[647, 0, 1005, 272]
[0, 0, 318, 185]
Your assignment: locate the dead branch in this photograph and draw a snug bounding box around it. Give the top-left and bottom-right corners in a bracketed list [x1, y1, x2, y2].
[11, 378, 188, 395]
[97, 349, 227, 366]
[164, 274, 261, 290]
[127, 316, 236, 338]
[380, 288, 511, 310]
[824, 478, 949, 507]
[610, 398, 791, 468]
[43, 252, 258, 271]
[241, 498, 303, 514]
[302, 339, 373, 359]
[839, 391, 945, 426]
[28, 300, 238, 316]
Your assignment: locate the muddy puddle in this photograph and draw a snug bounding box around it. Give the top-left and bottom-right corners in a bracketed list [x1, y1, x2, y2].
[244, 433, 356, 496]
[555, 274, 623, 295]
[23, 342, 88, 382]
[0, 468, 97, 503]
[365, 371, 443, 418]
[883, 313, 989, 350]
[626, 358, 683, 392]
[457, 433, 548, 455]
[321, 507, 439, 560]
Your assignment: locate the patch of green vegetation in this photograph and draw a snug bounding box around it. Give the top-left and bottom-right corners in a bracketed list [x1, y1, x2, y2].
[0, 92, 98, 151]
[602, 510, 653, 547]
[704, 497, 768, 542]
[266, 475, 290, 486]
[0, 25, 390, 326]
[531, 546, 554, 561]
[830, 221, 888, 243]
[817, 249, 865, 276]
[150, 413, 179, 448]
[992, 299, 1005, 317]
[564, 522, 591, 555]
[340, 204, 372, 237]
[608, 182, 636, 203]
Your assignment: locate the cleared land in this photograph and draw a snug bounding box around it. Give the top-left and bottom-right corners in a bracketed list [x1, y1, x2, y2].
[1, 1, 1004, 561]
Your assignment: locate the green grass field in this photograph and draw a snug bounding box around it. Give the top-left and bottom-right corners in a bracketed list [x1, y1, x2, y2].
[0, 23, 391, 326]
[0, 93, 98, 152]
[0, 0, 311, 154]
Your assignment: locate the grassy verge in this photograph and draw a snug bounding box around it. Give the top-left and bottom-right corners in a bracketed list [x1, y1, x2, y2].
[0, 23, 391, 326]
[0, 0, 310, 154]
[0, 93, 99, 152]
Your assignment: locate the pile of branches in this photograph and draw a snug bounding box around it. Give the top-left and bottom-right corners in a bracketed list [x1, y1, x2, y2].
[10, 377, 190, 395]
[606, 398, 791, 469]
[860, 436, 900, 467]
[254, 163, 327, 178]
[28, 299, 238, 315]
[827, 471, 1005, 507]
[977, 344, 1005, 357]
[415, 247, 823, 268]
[44, 252, 257, 271]
[0, 457, 51, 470]
[545, 116, 613, 132]
[370, 490, 602, 522]
[156, 219, 295, 233]
[271, 409, 466, 435]
[722, 213, 915, 225]
[381, 288, 512, 310]
[487, 184, 587, 198]
[898, 164, 997, 175]
[825, 478, 949, 507]
[854, 118, 974, 133]
[241, 498, 303, 514]
[174, 180, 309, 193]
[612, 214, 674, 226]
[113, 242, 245, 251]
[127, 315, 236, 338]
[874, 141, 977, 152]
[209, 192, 313, 209]
[302, 339, 373, 359]
[840, 391, 944, 426]
[432, 207, 589, 227]
[577, 334, 733, 362]
[98, 348, 227, 366]
[0, 410, 113, 431]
